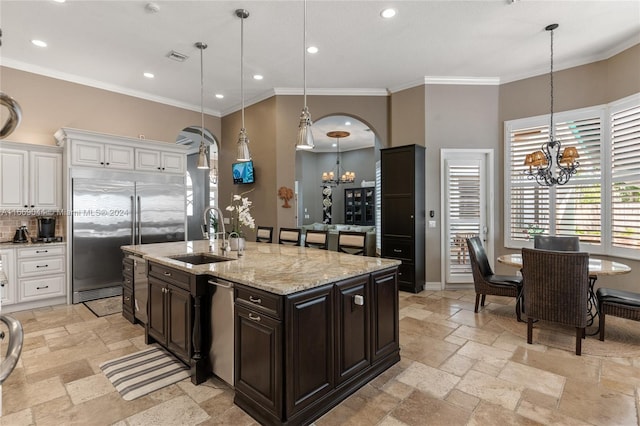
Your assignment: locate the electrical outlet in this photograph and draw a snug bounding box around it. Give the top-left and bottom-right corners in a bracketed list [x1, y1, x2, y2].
[428, 220, 436, 228]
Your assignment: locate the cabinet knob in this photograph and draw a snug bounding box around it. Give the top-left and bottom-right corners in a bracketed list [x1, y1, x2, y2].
[249, 296, 262, 304]
[163, 271, 172, 277]
[124, 296, 130, 301]
[106, 162, 110, 166]
[248, 313, 261, 322]
[157, 167, 161, 170]
[100, 162, 104, 165]
[353, 294, 364, 306]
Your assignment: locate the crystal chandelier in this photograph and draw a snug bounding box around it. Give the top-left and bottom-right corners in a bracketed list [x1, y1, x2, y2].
[523, 24, 579, 186]
[322, 131, 355, 186]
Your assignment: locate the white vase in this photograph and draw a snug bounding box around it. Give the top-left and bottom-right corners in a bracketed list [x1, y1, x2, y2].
[229, 237, 245, 251]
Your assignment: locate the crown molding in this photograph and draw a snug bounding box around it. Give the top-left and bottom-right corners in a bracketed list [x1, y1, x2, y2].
[273, 87, 389, 96]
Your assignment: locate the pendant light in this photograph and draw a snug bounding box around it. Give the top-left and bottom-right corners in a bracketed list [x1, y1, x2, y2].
[523, 24, 579, 186]
[195, 41, 209, 169]
[236, 9, 251, 162]
[295, 0, 315, 150]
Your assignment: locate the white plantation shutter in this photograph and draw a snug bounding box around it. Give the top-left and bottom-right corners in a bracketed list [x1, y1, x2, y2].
[611, 102, 640, 255]
[506, 94, 640, 260]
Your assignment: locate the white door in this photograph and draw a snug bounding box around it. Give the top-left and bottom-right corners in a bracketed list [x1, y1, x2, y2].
[30, 151, 62, 209]
[441, 150, 493, 285]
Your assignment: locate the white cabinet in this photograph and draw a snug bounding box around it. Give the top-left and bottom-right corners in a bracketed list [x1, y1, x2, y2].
[0, 248, 16, 306]
[17, 245, 65, 302]
[135, 149, 185, 174]
[0, 147, 62, 210]
[71, 140, 134, 170]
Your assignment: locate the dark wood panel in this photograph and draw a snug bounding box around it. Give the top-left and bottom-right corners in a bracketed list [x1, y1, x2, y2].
[235, 284, 283, 319]
[235, 305, 282, 418]
[335, 275, 370, 385]
[147, 277, 166, 344]
[286, 284, 334, 416]
[381, 196, 413, 237]
[371, 269, 400, 362]
[167, 284, 191, 363]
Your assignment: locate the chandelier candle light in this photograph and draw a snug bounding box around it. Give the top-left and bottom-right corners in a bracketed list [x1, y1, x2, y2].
[322, 131, 355, 186]
[236, 9, 251, 162]
[523, 23, 579, 186]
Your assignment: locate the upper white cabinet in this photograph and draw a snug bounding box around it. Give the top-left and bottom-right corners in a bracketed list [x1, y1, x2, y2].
[56, 128, 187, 175]
[71, 140, 135, 170]
[135, 149, 185, 174]
[0, 144, 62, 210]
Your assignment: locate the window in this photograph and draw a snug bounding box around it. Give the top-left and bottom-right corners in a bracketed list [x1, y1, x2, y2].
[505, 93, 640, 260]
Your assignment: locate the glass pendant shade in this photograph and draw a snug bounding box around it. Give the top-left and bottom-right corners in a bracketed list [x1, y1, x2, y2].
[296, 106, 314, 150]
[236, 128, 251, 161]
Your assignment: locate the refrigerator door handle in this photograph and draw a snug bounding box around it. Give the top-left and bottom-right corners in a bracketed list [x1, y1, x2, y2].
[137, 196, 142, 244]
[130, 195, 135, 245]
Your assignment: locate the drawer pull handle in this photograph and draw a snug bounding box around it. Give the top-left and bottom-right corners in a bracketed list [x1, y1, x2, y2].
[249, 296, 262, 304]
[163, 271, 172, 277]
[36, 250, 48, 254]
[36, 285, 49, 290]
[248, 313, 261, 322]
[393, 249, 402, 253]
[124, 296, 130, 301]
[36, 264, 49, 268]
[125, 279, 131, 284]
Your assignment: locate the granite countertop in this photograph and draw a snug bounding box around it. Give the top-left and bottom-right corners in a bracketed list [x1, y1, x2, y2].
[121, 240, 400, 295]
[0, 241, 65, 249]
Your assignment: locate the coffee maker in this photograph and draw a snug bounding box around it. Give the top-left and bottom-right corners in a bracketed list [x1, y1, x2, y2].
[36, 216, 59, 242]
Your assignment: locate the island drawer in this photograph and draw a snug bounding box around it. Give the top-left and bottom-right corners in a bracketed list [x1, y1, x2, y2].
[147, 262, 191, 291]
[122, 257, 134, 275]
[235, 284, 283, 320]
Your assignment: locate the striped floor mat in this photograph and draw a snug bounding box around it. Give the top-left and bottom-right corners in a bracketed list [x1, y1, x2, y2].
[100, 345, 190, 400]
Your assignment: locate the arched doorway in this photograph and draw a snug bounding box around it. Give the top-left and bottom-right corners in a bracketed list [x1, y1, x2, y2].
[177, 126, 219, 240]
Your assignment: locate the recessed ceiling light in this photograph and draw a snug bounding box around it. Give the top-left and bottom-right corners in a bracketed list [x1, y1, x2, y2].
[31, 39, 47, 48]
[215, 94, 224, 99]
[380, 8, 396, 19]
[307, 46, 318, 54]
[345, 121, 351, 126]
[332, 143, 337, 148]
[52, 0, 66, 3]
[253, 74, 264, 80]
[143, 72, 154, 79]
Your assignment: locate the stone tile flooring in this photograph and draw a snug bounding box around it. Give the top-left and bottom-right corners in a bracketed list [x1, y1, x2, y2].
[2, 289, 640, 425]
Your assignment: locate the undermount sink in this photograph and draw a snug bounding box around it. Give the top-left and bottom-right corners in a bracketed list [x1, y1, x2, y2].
[168, 253, 232, 265]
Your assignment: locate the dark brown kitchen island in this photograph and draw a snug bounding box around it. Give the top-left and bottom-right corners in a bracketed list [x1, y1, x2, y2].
[121, 240, 401, 426]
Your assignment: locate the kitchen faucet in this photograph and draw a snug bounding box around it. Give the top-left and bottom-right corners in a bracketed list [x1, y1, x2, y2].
[202, 206, 229, 253]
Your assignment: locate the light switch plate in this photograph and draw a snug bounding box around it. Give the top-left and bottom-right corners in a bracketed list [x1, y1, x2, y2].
[428, 220, 436, 228]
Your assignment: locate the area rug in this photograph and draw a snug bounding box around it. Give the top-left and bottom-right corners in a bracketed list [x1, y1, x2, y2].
[84, 296, 122, 317]
[490, 304, 640, 357]
[100, 345, 190, 401]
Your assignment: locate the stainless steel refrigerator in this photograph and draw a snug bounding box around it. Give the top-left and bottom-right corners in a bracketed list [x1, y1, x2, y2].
[71, 170, 185, 304]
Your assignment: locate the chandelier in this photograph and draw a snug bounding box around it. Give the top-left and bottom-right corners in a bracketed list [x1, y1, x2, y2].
[321, 131, 355, 186]
[523, 24, 579, 187]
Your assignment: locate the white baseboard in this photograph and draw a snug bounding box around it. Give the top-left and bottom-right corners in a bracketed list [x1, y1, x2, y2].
[425, 282, 443, 291]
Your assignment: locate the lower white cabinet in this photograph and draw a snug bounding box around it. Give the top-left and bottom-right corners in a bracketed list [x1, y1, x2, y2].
[0, 248, 16, 305]
[12, 244, 66, 305]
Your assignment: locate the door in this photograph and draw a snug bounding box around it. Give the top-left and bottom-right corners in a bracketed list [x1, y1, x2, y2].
[147, 277, 167, 344]
[167, 284, 191, 362]
[30, 151, 62, 209]
[441, 150, 493, 285]
[72, 178, 134, 302]
[0, 149, 27, 208]
[136, 181, 185, 244]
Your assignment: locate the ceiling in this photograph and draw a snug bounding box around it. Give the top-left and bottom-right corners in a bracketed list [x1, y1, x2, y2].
[1, 1, 639, 150]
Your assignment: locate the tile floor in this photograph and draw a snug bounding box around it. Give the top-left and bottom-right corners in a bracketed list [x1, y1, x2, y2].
[2, 290, 640, 425]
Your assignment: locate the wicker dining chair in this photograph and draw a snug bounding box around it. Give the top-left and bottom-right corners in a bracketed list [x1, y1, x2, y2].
[534, 235, 580, 251]
[256, 226, 273, 243]
[304, 229, 328, 250]
[521, 248, 590, 355]
[466, 237, 523, 320]
[278, 227, 301, 246]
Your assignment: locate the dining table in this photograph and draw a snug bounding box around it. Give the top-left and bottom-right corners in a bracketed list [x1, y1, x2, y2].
[497, 253, 632, 331]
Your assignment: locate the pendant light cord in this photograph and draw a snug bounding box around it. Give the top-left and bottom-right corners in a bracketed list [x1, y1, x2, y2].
[549, 27, 554, 139]
[303, 0, 307, 109]
[200, 45, 205, 143]
[241, 14, 245, 129]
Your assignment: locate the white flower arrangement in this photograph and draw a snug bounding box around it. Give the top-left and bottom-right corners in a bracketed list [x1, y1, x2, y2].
[226, 189, 255, 237]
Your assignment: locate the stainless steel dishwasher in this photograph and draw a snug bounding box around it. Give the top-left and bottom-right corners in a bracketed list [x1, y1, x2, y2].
[208, 278, 234, 386]
[131, 254, 148, 324]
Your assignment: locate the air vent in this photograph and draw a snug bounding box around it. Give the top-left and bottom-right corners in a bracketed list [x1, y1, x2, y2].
[167, 50, 188, 62]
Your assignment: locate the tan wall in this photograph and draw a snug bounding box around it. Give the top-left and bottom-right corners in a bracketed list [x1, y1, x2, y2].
[0, 66, 222, 146]
[498, 44, 640, 292]
[390, 85, 426, 147]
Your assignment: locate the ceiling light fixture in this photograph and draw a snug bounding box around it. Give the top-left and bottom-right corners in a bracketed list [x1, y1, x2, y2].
[524, 24, 579, 186]
[195, 41, 209, 170]
[322, 131, 355, 186]
[252, 74, 263, 80]
[31, 39, 47, 48]
[295, 0, 315, 151]
[307, 46, 318, 54]
[215, 94, 224, 99]
[380, 8, 396, 19]
[236, 9, 251, 162]
[143, 72, 154, 79]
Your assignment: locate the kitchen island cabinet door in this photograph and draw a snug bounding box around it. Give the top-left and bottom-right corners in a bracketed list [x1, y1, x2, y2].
[166, 284, 191, 363]
[371, 268, 400, 362]
[335, 275, 370, 385]
[147, 277, 167, 344]
[285, 284, 334, 417]
[235, 304, 283, 420]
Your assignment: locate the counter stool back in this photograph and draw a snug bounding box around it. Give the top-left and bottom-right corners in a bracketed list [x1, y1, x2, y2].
[304, 230, 328, 250]
[338, 231, 366, 256]
[256, 226, 273, 243]
[279, 228, 301, 246]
